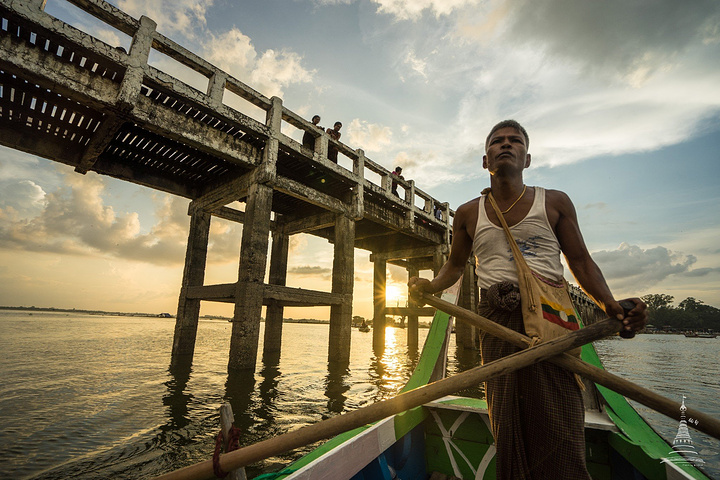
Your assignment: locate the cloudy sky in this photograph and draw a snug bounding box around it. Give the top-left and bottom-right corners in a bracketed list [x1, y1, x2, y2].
[1, 0, 719, 319]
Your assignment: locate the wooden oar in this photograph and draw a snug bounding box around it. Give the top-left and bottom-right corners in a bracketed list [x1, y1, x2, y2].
[420, 292, 720, 441]
[153, 313, 627, 480]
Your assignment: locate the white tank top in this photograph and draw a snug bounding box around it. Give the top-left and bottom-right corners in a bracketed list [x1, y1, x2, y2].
[473, 187, 564, 289]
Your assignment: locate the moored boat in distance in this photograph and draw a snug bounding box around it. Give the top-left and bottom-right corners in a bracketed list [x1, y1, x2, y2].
[684, 332, 717, 338]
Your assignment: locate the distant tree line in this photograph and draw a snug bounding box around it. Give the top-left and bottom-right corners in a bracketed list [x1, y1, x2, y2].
[641, 294, 720, 331]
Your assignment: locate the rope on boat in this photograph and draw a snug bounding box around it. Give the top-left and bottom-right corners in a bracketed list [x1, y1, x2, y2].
[212, 424, 242, 478]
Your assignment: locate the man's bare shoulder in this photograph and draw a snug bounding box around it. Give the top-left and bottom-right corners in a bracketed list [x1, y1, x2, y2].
[544, 188, 574, 207]
[544, 188, 578, 225]
[454, 197, 482, 238]
[456, 196, 482, 216]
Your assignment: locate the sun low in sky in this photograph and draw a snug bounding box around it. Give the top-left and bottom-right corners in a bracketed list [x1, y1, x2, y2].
[1, 0, 719, 319]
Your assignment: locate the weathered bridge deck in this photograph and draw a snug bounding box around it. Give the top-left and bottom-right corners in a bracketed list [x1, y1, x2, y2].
[0, 0, 603, 371]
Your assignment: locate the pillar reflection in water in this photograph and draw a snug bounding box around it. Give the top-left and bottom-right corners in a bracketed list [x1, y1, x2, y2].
[224, 367, 258, 445]
[257, 360, 282, 422]
[164, 356, 194, 430]
[324, 362, 351, 414]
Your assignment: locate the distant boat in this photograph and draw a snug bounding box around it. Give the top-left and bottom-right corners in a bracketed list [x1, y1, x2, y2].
[358, 324, 370, 332]
[684, 332, 717, 338]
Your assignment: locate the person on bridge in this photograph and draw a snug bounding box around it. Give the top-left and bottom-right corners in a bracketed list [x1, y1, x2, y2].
[302, 115, 323, 150]
[434, 203, 443, 220]
[408, 119, 647, 479]
[326, 121, 342, 163]
[390, 166, 403, 197]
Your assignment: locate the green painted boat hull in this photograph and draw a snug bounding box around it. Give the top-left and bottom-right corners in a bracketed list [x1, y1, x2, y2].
[259, 294, 711, 480]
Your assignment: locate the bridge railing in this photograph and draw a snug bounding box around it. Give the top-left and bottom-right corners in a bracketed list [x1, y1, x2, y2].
[10, 0, 455, 230]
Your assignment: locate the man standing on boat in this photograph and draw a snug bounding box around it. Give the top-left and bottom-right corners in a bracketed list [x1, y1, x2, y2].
[409, 120, 647, 479]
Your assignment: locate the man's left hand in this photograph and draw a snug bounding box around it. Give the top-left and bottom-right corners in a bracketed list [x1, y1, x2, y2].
[606, 298, 648, 333]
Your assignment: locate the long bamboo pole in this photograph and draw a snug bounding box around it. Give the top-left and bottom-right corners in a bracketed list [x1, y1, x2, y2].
[152, 314, 627, 480]
[420, 292, 720, 441]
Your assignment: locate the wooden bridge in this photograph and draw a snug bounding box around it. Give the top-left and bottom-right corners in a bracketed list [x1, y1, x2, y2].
[0, 0, 460, 371]
[0, 0, 604, 372]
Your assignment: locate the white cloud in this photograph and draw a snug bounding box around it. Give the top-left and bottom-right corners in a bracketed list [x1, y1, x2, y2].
[0, 172, 242, 266]
[434, 41, 720, 171]
[313, 0, 355, 5]
[203, 28, 257, 73]
[88, 28, 124, 49]
[116, 0, 212, 38]
[362, 0, 720, 175]
[503, 0, 720, 82]
[0, 180, 47, 220]
[203, 28, 314, 98]
[289, 234, 309, 254]
[372, 0, 480, 21]
[403, 50, 428, 79]
[347, 119, 393, 152]
[0, 148, 59, 183]
[592, 242, 702, 292]
[289, 266, 332, 279]
[250, 49, 315, 98]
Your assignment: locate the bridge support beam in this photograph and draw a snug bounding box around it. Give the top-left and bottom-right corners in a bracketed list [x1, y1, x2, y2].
[228, 182, 273, 371]
[433, 245, 446, 276]
[372, 258, 387, 352]
[328, 214, 355, 366]
[263, 228, 289, 362]
[407, 264, 420, 351]
[228, 96, 281, 372]
[456, 261, 479, 350]
[171, 210, 211, 364]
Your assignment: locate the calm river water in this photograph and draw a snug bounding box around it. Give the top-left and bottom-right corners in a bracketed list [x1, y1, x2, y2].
[0, 310, 718, 479]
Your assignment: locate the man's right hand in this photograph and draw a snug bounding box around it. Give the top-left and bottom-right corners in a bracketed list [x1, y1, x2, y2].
[408, 277, 433, 305]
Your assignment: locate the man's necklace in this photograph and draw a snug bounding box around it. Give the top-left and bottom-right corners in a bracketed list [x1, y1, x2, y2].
[500, 184, 527, 214]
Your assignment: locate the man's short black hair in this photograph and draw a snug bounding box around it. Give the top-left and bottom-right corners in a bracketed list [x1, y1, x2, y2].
[312, 115, 320, 122]
[485, 120, 529, 151]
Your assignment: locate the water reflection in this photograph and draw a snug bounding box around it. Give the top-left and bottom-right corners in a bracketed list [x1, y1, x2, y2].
[451, 346, 485, 398]
[224, 367, 258, 447]
[324, 362, 350, 414]
[454, 345, 481, 373]
[368, 327, 417, 402]
[407, 337, 419, 364]
[164, 356, 194, 429]
[257, 360, 281, 422]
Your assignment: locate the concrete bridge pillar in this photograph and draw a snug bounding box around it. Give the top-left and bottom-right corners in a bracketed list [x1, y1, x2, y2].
[118, 16, 156, 109]
[407, 264, 420, 351]
[171, 210, 210, 364]
[263, 228, 289, 361]
[228, 96, 282, 371]
[433, 245, 446, 277]
[228, 182, 273, 371]
[328, 214, 355, 366]
[456, 261, 479, 350]
[372, 258, 387, 352]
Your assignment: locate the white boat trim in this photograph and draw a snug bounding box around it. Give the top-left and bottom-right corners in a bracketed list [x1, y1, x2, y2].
[285, 416, 397, 480]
